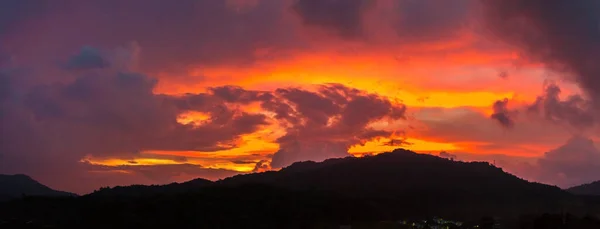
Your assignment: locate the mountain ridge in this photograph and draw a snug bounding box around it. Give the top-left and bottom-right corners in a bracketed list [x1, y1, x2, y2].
[0, 174, 76, 201]
[219, 149, 573, 216]
[85, 149, 576, 218]
[2, 149, 597, 228]
[569, 181, 600, 196]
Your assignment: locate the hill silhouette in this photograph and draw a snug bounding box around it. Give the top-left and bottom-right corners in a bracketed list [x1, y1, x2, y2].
[1, 149, 597, 228]
[0, 174, 76, 201]
[86, 149, 572, 215]
[569, 181, 600, 196]
[220, 149, 574, 218]
[89, 178, 214, 197]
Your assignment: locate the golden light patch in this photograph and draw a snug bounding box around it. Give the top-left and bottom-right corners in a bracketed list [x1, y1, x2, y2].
[84, 158, 184, 166]
[176, 111, 211, 126]
[349, 137, 458, 156]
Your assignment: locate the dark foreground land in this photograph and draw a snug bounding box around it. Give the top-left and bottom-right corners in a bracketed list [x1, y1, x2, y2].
[1, 150, 600, 228]
[1, 192, 600, 229]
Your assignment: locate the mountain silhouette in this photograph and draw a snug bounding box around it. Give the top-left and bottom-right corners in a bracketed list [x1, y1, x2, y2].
[569, 181, 600, 196]
[1, 149, 597, 228]
[0, 174, 76, 201]
[90, 178, 214, 197]
[220, 149, 574, 218]
[82, 149, 578, 218]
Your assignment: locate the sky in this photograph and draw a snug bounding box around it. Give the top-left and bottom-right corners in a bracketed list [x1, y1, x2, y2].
[1, 0, 600, 194]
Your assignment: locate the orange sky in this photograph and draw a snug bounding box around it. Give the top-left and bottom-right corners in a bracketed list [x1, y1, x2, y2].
[3, 0, 596, 194]
[86, 34, 573, 174]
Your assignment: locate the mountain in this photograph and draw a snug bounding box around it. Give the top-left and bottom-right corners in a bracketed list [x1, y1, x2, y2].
[569, 181, 600, 196]
[221, 149, 574, 217]
[89, 178, 214, 197]
[0, 174, 76, 201]
[0, 149, 589, 228]
[84, 149, 575, 218]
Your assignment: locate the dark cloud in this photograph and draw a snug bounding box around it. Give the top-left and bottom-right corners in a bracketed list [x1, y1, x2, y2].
[0, 69, 270, 160]
[536, 136, 600, 188]
[0, 46, 271, 188]
[490, 98, 514, 128]
[527, 83, 594, 130]
[268, 84, 407, 168]
[176, 83, 407, 169]
[64, 46, 109, 70]
[498, 70, 508, 79]
[481, 0, 600, 106]
[413, 107, 571, 148]
[208, 85, 270, 104]
[292, 0, 374, 38]
[1, 44, 410, 192]
[252, 160, 271, 173]
[291, 0, 475, 41]
[3, 0, 297, 72]
[395, 0, 474, 41]
[447, 136, 600, 188]
[0, 0, 52, 35]
[381, 138, 412, 147]
[439, 151, 458, 160]
[0, 70, 11, 103]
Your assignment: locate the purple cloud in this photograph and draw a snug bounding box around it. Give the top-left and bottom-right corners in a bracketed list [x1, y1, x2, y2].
[490, 98, 515, 128]
[268, 84, 407, 168]
[292, 0, 374, 38]
[481, 0, 600, 106]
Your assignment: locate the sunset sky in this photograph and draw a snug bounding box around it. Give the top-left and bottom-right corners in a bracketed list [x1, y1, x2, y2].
[1, 0, 600, 194]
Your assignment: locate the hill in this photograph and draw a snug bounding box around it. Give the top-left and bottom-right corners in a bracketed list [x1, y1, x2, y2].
[0, 174, 76, 201]
[221, 149, 574, 218]
[83, 149, 576, 218]
[89, 178, 214, 197]
[2, 184, 377, 228]
[569, 181, 600, 196]
[0, 149, 592, 228]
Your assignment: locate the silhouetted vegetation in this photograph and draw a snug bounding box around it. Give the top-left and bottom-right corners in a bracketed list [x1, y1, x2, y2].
[569, 181, 600, 196]
[222, 149, 575, 219]
[0, 174, 76, 202]
[90, 178, 214, 198]
[1, 150, 600, 228]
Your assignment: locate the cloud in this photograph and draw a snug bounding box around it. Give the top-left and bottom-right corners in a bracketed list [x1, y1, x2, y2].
[292, 0, 374, 38]
[0, 44, 411, 192]
[0, 69, 270, 167]
[177, 83, 408, 169]
[527, 83, 594, 130]
[0, 0, 52, 36]
[536, 136, 600, 187]
[64, 46, 110, 70]
[2, 0, 298, 72]
[481, 0, 600, 105]
[459, 136, 600, 188]
[498, 70, 509, 79]
[486, 83, 596, 133]
[394, 0, 474, 41]
[268, 84, 407, 168]
[439, 151, 458, 160]
[412, 107, 571, 153]
[381, 138, 411, 147]
[490, 98, 514, 128]
[252, 160, 272, 173]
[0, 46, 271, 188]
